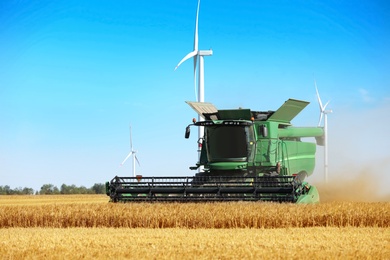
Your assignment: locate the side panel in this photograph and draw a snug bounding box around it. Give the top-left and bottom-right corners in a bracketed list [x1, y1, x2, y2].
[253, 122, 279, 172]
[255, 139, 278, 166]
[279, 140, 317, 176]
[253, 120, 318, 177]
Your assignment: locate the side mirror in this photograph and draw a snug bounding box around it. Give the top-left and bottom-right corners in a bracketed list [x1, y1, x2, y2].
[185, 126, 191, 139]
[260, 125, 268, 137]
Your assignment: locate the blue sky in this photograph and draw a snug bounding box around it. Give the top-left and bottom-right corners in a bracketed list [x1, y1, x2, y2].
[1, 0, 389, 192]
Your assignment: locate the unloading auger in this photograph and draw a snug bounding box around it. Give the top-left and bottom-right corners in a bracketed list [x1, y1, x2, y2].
[106, 99, 324, 203]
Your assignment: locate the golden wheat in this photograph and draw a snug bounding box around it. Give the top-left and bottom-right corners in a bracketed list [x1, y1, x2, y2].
[0, 194, 107, 205]
[0, 195, 389, 228]
[0, 196, 389, 259]
[0, 227, 388, 259]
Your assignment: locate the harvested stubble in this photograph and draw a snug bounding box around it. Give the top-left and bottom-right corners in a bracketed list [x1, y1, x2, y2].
[0, 195, 389, 228]
[0, 227, 389, 259]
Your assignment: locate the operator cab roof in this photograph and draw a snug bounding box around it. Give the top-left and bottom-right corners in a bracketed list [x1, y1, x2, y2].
[186, 99, 309, 124]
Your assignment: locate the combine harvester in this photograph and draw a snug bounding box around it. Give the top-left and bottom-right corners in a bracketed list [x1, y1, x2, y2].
[106, 98, 324, 203]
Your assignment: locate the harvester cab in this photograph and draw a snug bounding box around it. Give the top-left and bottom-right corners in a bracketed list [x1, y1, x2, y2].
[106, 99, 324, 203]
[185, 99, 323, 178]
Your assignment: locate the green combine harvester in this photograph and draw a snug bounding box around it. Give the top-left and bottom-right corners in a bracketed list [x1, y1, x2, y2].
[106, 99, 324, 203]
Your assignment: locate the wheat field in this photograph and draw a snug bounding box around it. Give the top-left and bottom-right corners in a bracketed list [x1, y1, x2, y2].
[1, 195, 389, 228]
[0, 227, 388, 259]
[0, 195, 389, 259]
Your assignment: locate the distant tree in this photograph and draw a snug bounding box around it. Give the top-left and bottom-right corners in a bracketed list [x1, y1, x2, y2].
[79, 185, 92, 194]
[60, 184, 98, 194]
[1, 183, 106, 195]
[91, 183, 105, 194]
[60, 184, 71, 194]
[69, 184, 79, 194]
[0, 185, 35, 195]
[2, 185, 11, 195]
[39, 184, 59, 195]
[13, 187, 23, 195]
[4, 185, 11, 194]
[39, 184, 51, 194]
[68, 184, 77, 194]
[22, 187, 34, 195]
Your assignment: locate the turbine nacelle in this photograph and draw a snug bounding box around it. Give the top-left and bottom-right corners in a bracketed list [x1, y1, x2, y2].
[174, 50, 213, 71]
[198, 50, 213, 56]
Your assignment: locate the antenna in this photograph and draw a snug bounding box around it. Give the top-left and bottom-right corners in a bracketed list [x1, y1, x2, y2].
[119, 125, 140, 177]
[315, 80, 332, 183]
[175, 0, 212, 172]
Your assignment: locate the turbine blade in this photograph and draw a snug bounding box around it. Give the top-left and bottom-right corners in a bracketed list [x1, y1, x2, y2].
[120, 152, 132, 166]
[194, 0, 200, 51]
[323, 100, 330, 111]
[174, 51, 197, 71]
[318, 113, 323, 127]
[135, 154, 140, 166]
[315, 80, 324, 111]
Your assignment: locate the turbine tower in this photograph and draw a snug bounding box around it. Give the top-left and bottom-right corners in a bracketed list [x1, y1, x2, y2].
[315, 81, 332, 183]
[175, 0, 212, 168]
[119, 125, 140, 177]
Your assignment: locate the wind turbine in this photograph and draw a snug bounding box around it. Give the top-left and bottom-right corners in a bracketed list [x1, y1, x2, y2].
[315, 81, 332, 183]
[119, 126, 140, 178]
[174, 0, 212, 170]
[175, 0, 213, 103]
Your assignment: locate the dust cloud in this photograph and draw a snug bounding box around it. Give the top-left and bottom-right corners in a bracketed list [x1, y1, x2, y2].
[314, 167, 390, 202]
[310, 101, 390, 202]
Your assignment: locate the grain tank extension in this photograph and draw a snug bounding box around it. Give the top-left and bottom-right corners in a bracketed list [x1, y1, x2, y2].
[106, 99, 324, 203]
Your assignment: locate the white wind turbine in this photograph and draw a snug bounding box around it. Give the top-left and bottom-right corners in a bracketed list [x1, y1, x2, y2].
[175, 0, 213, 103]
[175, 0, 212, 169]
[315, 81, 332, 183]
[119, 126, 140, 177]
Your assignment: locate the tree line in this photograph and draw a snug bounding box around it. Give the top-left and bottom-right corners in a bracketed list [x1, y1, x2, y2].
[0, 183, 106, 195]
